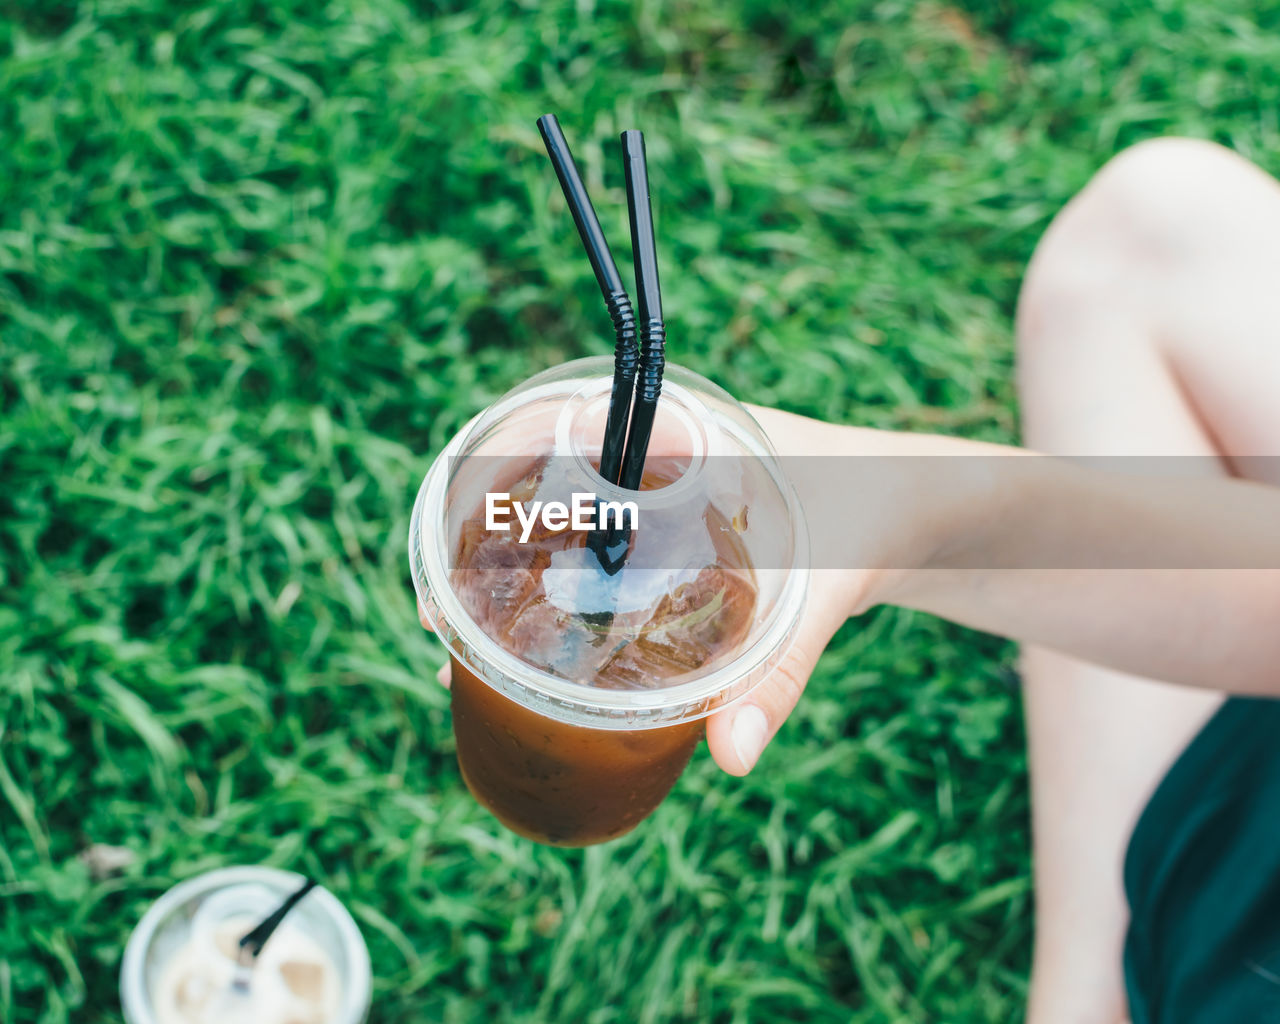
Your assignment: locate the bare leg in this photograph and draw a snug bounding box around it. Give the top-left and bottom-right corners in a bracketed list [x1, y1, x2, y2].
[1015, 138, 1280, 1024]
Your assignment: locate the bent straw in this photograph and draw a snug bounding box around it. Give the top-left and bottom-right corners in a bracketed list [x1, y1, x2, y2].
[536, 114, 638, 486]
[237, 877, 318, 964]
[617, 130, 666, 492]
[228, 876, 318, 994]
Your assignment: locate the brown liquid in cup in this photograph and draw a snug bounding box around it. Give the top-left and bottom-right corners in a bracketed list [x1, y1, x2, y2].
[449, 658, 705, 845]
[448, 459, 757, 845]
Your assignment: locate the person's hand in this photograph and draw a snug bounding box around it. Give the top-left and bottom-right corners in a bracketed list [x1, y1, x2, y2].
[416, 601, 452, 689]
[704, 406, 883, 775]
[417, 404, 967, 773]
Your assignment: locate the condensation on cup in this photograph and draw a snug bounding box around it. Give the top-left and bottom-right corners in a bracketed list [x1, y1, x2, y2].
[120, 866, 372, 1024]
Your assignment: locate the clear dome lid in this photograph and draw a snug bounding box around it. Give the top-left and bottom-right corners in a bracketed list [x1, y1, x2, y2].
[410, 357, 808, 728]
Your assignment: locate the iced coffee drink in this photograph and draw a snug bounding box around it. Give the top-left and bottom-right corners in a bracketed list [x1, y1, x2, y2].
[410, 358, 808, 846]
[449, 459, 758, 844]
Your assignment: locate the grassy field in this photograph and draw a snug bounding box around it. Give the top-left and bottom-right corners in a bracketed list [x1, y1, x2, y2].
[3, 1, 1280, 1021]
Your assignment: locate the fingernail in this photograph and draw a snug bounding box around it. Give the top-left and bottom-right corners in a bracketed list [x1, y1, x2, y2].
[731, 704, 769, 773]
[436, 664, 451, 689]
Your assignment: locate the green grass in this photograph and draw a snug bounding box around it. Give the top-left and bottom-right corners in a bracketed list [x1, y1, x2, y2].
[2, 0, 1280, 1020]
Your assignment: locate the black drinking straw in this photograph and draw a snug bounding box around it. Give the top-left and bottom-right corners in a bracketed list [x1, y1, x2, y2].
[237, 877, 318, 965]
[535, 115, 638, 486]
[617, 130, 666, 492]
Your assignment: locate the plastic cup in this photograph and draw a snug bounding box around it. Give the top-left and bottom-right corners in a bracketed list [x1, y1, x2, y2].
[120, 866, 371, 1024]
[409, 357, 808, 846]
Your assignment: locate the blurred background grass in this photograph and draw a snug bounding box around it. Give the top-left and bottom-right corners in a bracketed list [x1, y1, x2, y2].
[2, 0, 1280, 1021]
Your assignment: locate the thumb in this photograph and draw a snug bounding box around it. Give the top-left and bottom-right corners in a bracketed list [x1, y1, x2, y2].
[705, 595, 848, 776]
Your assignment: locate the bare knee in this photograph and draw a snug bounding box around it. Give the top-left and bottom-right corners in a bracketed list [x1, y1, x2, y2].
[1023, 140, 1243, 306]
[1016, 138, 1274, 372]
[1061, 138, 1264, 249]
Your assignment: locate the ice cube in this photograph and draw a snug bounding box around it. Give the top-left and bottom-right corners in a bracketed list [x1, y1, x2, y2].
[173, 971, 214, 1015]
[594, 566, 756, 688]
[279, 958, 328, 1004]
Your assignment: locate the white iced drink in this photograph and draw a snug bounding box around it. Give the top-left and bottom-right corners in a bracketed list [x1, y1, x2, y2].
[152, 913, 339, 1024]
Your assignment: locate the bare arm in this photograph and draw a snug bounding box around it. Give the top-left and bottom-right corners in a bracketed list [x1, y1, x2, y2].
[890, 455, 1280, 696]
[754, 406, 1280, 697]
